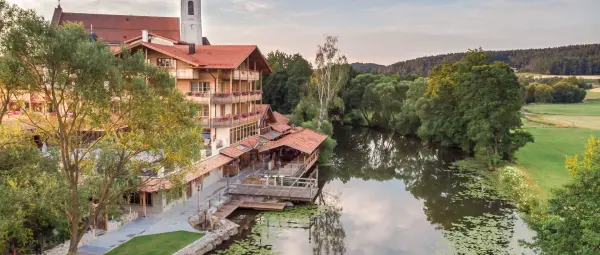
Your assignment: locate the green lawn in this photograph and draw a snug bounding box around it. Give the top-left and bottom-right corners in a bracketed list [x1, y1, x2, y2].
[515, 128, 600, 195]
[105, 231, 204, 255]
[524, 100, 600, 116]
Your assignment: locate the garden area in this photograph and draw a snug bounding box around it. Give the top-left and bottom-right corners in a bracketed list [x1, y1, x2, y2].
[105, 231, 204, 255]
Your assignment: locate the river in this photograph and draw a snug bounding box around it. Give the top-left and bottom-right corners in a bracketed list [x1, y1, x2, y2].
[212, 126, 536, 255]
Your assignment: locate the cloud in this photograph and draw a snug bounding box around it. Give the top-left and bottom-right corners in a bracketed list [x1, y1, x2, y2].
[224, 0, 273, 14]
[7, 0, 600, 64]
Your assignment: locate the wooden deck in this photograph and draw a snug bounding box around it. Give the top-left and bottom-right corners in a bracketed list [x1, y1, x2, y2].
[213, 200, 287, 220]
[239, 201, 287, 211]
[227, 184, 318, 202]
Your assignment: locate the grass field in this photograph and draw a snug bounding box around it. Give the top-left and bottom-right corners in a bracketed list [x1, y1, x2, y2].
[515, 128, 600, 195]
[523, 100, 600, 117]
[105, 231, 204, 255]
[586, 92, 600, 100]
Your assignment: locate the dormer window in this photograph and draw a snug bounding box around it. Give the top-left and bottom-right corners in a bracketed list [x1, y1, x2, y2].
[188, 1, 194, 15]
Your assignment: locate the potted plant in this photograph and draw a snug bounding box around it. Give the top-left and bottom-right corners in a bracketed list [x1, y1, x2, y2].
[250, 91, 256, 95]
[233, 92, 241, 97]
[194, 92, 200, 97]
[242, 91, 249, 96]
[186, 92, 193, 96]
[242, 113, 248, 118]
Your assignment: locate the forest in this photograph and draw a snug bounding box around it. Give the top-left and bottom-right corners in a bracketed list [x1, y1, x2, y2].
[262, 42, 600, 254]
[352, 44, 600, 76]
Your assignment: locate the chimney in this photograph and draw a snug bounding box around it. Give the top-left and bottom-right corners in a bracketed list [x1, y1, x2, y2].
[189, 43, 196, 55]
[142, 30, 149, 43]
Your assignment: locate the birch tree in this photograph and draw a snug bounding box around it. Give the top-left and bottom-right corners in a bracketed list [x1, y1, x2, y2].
[314, 35, 349, 129]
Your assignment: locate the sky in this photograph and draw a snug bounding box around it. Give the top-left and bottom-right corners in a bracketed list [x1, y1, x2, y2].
[8, 0, 600, 65]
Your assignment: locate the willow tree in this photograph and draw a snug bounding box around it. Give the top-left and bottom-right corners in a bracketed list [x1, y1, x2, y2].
[0, 5, 202, 254]
[313, 35, 349, 129]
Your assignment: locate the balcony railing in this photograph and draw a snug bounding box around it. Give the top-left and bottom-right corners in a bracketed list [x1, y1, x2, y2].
[232, 70, 260, 81]
[196, 112, 262, 128]
[212, 91, 262, 104]
[169, 69, 200, 79]
[211, 113, 261, 128]
[185, 91, 263, 104]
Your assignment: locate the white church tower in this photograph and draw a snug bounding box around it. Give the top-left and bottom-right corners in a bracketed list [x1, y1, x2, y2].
[180, 0, 203, 45]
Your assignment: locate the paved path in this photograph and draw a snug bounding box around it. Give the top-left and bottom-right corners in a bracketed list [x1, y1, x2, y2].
[76, 170, 251, 255]
[77, 217, 159, 255]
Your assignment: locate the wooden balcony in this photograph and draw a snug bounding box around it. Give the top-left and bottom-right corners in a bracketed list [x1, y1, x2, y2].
[211, 91, 262, 104]
[211, 114, 261, 128]
[232, 70, 260, 81]
[169, 69, 200, 79]
[186, 93, 210, 104]
[185, 91, 262, 105]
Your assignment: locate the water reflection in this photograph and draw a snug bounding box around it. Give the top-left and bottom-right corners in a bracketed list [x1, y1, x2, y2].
[217, 126, 535, 255]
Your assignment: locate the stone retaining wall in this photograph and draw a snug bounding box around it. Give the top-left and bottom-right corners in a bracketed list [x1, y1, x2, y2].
[173, 220, 239, 255]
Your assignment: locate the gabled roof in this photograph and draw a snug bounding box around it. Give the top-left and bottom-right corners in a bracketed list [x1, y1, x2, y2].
[120, 43, 272, 73]
[270, 123, 292, 133]
[140, 178, 173, 193]
[53, 9, 180, 44]
[272, 112, 290, 124]
[185, 154, 233, 182]
[259, 128, 328, 154]
[123, 32, 181, 44]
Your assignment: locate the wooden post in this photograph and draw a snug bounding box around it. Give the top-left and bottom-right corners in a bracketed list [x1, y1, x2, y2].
[141, 192, 147, 217]
[104, 212, 109, 231]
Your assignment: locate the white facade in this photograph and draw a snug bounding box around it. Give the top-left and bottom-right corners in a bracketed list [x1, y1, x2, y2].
[180, 0, 203, 45]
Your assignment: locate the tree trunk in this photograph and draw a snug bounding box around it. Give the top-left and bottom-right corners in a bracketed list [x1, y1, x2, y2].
[68, 179, 81, 255]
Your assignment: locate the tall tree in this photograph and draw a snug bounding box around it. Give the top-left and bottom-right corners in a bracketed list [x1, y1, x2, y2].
[456, 61, 531, 163]
[0, 9, 203, 254]
[313, 35, 349, 129]
[263, 51, 312, 113]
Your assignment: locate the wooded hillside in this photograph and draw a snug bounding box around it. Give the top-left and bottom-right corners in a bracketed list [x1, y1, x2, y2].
[377, 44, 600, 76]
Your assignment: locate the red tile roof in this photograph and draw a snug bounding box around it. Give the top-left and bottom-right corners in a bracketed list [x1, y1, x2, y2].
[239, 136, 260, 148]
[56, 12, 180, 44]
[270, 123, 292, 133]
[259, 128, 328, 154]
[185, 154, 233, 182]
[272, 112, 289, 124]
[139, 178, 173, 193]
[121, 43, 271, 73]
[220, 147, 247, 158]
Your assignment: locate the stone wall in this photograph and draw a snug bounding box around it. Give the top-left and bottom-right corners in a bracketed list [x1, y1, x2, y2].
[173, 220, 239, 255]
[44, 231, 95, 255]
[107, 210, 139, 232]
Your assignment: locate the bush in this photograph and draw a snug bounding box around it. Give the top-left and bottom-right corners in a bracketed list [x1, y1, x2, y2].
[534, 84, 554, 103]
[525, 83, 537, 103]
[552, 81, 586, 103]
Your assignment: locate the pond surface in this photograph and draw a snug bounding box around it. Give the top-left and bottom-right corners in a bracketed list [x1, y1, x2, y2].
[213, 126, 535, 255]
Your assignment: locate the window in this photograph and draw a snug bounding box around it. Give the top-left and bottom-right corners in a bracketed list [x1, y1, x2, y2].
[188, 1, 194, 15]
[157, 58, 173, 68]
[127, 192, 152, 206]
[191, 82, 210, 93]
[230, 122, 258, 144]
